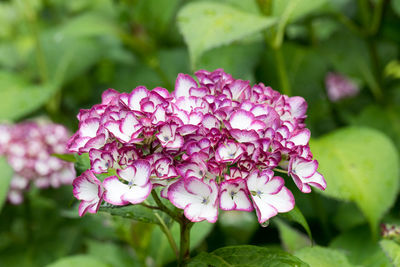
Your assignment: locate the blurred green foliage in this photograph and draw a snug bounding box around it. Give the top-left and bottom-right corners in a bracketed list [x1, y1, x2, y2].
[0, 0, 400, 266]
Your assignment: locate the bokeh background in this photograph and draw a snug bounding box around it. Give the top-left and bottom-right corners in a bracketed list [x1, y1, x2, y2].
[1, 0, 400, 266]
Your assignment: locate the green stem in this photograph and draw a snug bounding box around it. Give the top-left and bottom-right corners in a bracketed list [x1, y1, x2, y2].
[256, 0, 273, 16]
[273, 168, 288, 174]
[365, 41, 384, 102]
[178, 216, 193, 267]
[154, 212, 179, 260]
[23, 0, 48, 83]
[358, 0, 370, 28]
[370, 0, 384, 35]
[273, 0, 298, 49]
[274, 47, 291, 96]
[151, 190, 181, 223]
[140, 202, 161, 210]
[332, 12, 365, 37]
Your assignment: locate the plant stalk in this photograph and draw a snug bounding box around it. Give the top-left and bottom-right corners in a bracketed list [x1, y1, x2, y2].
[274, 47, 291, 96]
[154, 212, 179, 260]
[178, 216, 193, 267]
[151, 190, 181, 223]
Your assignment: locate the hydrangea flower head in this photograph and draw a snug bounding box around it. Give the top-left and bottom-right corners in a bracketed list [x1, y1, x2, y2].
[325, 72, 359, 102]
[68, 69, 326, 222]
[0, 121, 75, 204]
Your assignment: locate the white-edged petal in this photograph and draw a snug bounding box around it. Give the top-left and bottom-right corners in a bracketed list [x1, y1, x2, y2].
[175, 74, 198, 98]
[103, 176, 129, 205]
[121, 183, 152, 204]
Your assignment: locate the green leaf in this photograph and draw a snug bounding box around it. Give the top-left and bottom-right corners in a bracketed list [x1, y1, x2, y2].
[380, 239, 400, 266]
[384, 60, 400, 79]
[56, 13, 117, 38]
[99, 204, 161, 225]
[275, 219, 311, 253]
[0, 71, 58, 121]
[0, 157, 13, 211]
[52, 153, 76, 163]
[310, 127, 400, 234]
[37, 13, 118, 85]
[74, 153, 90, 176]
[294, 246, 355, 267]
[188, 245, 309, 266]
[333, 202, 366, 232]
[133, 0, 180, 37]
[272, 0, 328, 23]
[392, 0, 400, 17]
[177, 1, 276, 66]
[278, 205, 312, 240]
[330, 225, 392, 267]
[45, 255, 110, 267]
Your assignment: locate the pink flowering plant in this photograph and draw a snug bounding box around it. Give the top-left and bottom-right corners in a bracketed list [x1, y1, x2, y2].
[0, 121, 75, 205]
[68, 69, 326, 265]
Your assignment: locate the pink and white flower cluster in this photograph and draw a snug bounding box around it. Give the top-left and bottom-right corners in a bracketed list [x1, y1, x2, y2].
[0, 122, 76, 204]
[69, 69, 326, 222]
[325, 72, 359, 102]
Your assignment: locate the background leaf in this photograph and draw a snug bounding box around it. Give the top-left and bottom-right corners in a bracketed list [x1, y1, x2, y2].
[294, 246, 355, 267]
[46, 255, 110, 267]
[380, 239, 400, 266]
[177, 1, 276, 66]
[310, 127, 400, 234]
[330, 225, 392, 267]
[0, 71, 57, 121]
[275, 219, 311, 253]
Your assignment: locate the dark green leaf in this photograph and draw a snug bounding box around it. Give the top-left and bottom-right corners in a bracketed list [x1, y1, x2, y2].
[74, 153, 90, 176]
[188, 245, 309, 266]
[99, 204, 161, 225]
[279, 206, 312, 240]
